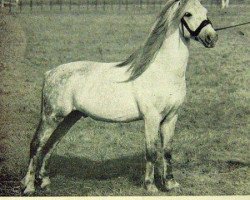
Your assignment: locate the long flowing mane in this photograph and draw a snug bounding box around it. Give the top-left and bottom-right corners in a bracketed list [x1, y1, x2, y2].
[116, 0, 189, 81]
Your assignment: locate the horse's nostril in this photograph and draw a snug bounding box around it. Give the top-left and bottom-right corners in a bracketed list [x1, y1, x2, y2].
[206, 33, 218, 44]
[207, 35, 212, 42]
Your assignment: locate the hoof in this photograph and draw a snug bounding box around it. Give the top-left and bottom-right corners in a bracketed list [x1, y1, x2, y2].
[40, 177, 51, 189]
[21, 176, 31, 188]
[165, 179, 180, 192]
[146, 183, 159, 193]
[21, 176, 36, 195]
[23, 186, 35, 196]
[20, 178, 27, 188]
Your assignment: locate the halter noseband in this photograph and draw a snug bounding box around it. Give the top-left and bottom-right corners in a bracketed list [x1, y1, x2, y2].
[181, 18, 212, 37]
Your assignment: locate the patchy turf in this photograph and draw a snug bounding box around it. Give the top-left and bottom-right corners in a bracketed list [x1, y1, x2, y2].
[0, 4, 249, 196]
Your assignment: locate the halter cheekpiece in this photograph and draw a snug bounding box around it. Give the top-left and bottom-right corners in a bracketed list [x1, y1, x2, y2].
[181, 18, 212, 37]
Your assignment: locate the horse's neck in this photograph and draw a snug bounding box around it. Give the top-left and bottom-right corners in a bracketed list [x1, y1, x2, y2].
[144, 28, 189, 80]
[157, 28, 189, 71]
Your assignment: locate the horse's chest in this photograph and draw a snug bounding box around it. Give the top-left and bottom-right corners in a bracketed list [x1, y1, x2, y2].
[136, 77, 186, 115]
[155, 82, 186, 112]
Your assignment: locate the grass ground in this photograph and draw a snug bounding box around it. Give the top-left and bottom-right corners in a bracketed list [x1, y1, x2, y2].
[0, 4, 249, 196]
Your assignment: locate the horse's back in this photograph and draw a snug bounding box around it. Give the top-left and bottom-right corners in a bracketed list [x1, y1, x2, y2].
[44, 61, 96, 83]
[44, 60, 130, 83]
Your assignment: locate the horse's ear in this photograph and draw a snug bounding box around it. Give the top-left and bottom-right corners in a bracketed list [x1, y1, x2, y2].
[179, 0, 191, 3]
[175, 0, 181, 5]
[178, 0, 191, 8]
[174, 0, 192, 22]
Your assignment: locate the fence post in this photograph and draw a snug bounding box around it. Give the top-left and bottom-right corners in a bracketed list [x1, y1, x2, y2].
[103, 0, 106, 11]
[40, 0, 43, 11]
[139, 0, 142, 9]
[49, 0, 52, 10]
[87, 0, 89, 10]
[30, 0, 33, 12]
[9, 0, 12, 13]
[95, 0, 98, 10]
[60, 0, 62, 11]
[19, 0, 22, 13]
[111, 1, 113, 10]
[118, 0, 121, 11]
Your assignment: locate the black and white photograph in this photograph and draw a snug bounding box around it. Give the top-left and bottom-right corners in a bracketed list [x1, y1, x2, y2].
[0, 0, 249, 197]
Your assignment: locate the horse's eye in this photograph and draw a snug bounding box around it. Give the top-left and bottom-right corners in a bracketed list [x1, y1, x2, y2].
[184, 12, 192, 17]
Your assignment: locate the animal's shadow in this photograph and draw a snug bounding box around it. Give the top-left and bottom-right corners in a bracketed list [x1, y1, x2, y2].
[49, 153, 145, 186]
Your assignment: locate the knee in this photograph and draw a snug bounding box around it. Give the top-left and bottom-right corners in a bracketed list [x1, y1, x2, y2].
[164, 147, 172, 161]
[146, 148, 158, 163]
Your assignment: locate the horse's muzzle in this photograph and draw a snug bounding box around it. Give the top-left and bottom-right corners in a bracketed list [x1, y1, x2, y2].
[200, 32, 218, 48]
[205, 32, 218, 48]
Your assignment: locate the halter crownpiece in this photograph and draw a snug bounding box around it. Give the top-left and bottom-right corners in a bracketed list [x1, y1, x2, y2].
[181, 18, 212, 37]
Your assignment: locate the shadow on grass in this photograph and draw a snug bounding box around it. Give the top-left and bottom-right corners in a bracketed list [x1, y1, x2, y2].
[50, 153, 145, 186]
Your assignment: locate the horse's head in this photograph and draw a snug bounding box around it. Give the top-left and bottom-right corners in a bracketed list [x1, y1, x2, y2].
[179, 0, 218, 48]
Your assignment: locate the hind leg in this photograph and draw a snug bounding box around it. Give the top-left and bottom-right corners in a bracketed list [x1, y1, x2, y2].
[22, 113, 64, 195]
[38, 111, 84, 190]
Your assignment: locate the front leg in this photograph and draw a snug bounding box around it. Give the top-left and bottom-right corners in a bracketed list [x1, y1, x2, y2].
[144, 112, 162, 193]
[160, 114, 180, 191]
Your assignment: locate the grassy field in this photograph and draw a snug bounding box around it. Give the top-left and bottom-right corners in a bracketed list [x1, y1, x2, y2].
[0, 3, 249, 196]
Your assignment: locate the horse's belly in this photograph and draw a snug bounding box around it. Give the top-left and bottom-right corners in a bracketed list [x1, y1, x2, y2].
[73, 81, 141, 122]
